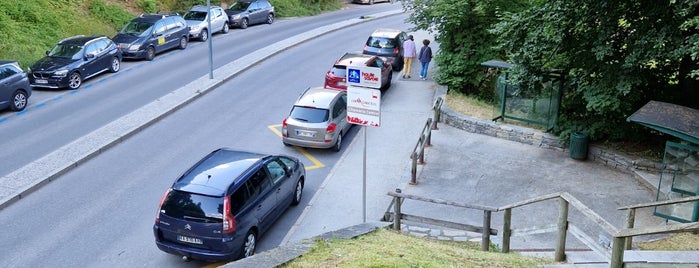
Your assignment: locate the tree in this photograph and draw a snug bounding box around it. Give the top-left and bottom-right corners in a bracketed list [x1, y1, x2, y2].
[493, 0, 699, 141]
[402, 0, 530, 99]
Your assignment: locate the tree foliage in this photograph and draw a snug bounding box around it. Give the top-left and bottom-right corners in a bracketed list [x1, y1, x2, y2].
[406, 0, 699, 142]
[402, 0, 529, 99]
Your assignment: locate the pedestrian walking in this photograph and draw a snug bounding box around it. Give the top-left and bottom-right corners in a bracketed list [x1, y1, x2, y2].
[418, 39, 433, 80]
[401, 35, 416, 79]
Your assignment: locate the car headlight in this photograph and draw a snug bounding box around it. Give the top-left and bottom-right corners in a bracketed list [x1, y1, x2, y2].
[233, 14, 241, 20]
[190, 25, 200, 31]
[54, 69, 68, 77]
[129, 44, 140, 51]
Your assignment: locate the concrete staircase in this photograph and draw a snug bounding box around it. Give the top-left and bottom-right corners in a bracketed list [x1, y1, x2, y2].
[520, 250, 699, 267]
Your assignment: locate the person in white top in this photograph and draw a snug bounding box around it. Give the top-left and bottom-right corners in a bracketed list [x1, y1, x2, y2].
[401, 35, 417, 79]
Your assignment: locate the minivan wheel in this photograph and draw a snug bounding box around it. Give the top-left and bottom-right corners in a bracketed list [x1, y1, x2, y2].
[333, 134, 342, 152]
[10, 90, 28, 111]
[240, 18, 249, 29]
[109, 57, 120, 73]
[68, 72, 82, 90]
[291, 179, 303, 206]
[241, 231, 257, 258]
[145, 46, 155, 61]
[179, 36, 188, 49]
[200, 29, 208, 41]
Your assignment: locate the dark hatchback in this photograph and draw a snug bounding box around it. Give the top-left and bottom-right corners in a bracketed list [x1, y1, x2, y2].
[362, 28, 407, 71]
[153, 149, 305, 262]
[0, 60, 32, 111]
[113, 13, 189, 61]
[29, 35, 122, 90]
[225, 0, 275, 29]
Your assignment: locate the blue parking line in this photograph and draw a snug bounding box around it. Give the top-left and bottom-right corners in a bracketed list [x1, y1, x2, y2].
[98, 78, 107, 83]
[52, 96, 63, 101]
[35, 102, 46, 108]
[69, 90, 80, 94]
[0, 118, 6, 124]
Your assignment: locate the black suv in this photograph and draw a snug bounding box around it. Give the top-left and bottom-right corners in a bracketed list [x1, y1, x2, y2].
[29, 35, 122, 90]
[113, 13, 189, 61]
[154, 149, 305, 261]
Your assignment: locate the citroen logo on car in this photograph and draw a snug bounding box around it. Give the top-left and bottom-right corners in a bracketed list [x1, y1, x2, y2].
[184, 224, 192, 230]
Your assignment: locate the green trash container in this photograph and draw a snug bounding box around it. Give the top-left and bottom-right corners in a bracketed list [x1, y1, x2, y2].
[569, 131, 589, 160]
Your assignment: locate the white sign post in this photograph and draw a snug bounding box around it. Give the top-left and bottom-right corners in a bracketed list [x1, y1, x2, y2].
[346, 65, 382, 223]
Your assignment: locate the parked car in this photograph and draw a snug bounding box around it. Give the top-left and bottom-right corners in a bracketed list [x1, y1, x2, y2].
[362, 28, 407, 71]
[28, 35, 122, 90]
[225, 0, 275, 29]
[0, 61, 31, 111]
[353, 0, 392, 4]
[154, 149, 305, 261]
[183, 5, 229, 41]
[282, 87, 351, 152]
[112, 13, 189, 61]
[324, 52, 392, 91]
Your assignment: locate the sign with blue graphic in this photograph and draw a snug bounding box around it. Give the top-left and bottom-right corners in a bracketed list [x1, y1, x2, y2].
[348, 68, 361, 84]
[345, 66, 382, 89]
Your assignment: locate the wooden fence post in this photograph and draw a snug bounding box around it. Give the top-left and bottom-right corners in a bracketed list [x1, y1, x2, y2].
[502, 208, 512, 253]
[482, 210, 491, 251]
[410, 152, 417, 185]
[625, 208, 635, 250]
[610, 236, 625, 268]
[393, 190, 402, 231]
[555, 197, 569, 262]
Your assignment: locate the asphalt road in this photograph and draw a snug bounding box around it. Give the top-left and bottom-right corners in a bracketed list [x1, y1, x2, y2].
[0, 3, 399, 178]
[0, 4, 413, 268]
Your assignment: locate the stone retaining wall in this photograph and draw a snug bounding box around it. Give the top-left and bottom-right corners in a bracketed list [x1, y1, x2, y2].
[435, 86, 662, 174]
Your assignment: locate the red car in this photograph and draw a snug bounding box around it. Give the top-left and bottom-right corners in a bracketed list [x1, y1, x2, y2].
[324, 52, 392, 91]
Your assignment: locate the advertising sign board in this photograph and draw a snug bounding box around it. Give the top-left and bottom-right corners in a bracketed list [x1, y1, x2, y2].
[346, 66, 382, 89]
[347, 85, 381, 127]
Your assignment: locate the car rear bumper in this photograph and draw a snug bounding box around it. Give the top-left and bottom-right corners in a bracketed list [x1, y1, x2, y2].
[283, 137, 335, 149]
[154, 226, 240, 262]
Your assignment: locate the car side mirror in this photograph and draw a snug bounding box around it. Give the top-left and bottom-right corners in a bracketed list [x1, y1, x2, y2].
[285, 166, 293, 176]
[85, 53, 95, 59]
[45, 51, 50, 56]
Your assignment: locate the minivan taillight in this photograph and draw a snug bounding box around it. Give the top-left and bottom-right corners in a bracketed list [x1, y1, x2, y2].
[155, 188, 171, 223]
[223, 197, 236, 234]
[393, 47, 399, 56]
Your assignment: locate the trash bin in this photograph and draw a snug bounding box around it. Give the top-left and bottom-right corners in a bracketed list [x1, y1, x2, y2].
[569, 131, 589, 160]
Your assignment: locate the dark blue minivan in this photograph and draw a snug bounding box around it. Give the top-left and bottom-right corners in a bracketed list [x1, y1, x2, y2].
[153, 149, 305, 261]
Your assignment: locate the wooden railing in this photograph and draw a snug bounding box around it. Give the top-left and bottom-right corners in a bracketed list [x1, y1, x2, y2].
[408, 97, 443, 185]
[385, 189, 699, 267]
[387, 189, 498, 251]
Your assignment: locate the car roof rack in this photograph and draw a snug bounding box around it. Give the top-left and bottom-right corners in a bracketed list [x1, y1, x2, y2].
[138, 12, 180, 19]
[58, 35, 86, 43]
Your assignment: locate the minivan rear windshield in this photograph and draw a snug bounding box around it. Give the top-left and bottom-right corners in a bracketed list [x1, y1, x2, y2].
[290, 106, 329, 123]
[161, 190, 223, 223]
[366, 37, 396, 49]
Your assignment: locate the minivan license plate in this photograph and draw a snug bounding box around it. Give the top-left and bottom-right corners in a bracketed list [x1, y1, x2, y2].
[177, 235, 203, 244]
[35, 79, 48, 84]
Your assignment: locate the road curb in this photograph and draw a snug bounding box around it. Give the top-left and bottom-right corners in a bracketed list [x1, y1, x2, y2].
[0, 8, 405, 211]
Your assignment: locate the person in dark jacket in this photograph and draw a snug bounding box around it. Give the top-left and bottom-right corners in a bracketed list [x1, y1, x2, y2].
[418, 39, 433, 80]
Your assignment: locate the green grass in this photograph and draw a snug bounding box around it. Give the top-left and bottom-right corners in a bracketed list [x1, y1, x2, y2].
[282, 228, 552, 267]
[0, 0, 343, 69]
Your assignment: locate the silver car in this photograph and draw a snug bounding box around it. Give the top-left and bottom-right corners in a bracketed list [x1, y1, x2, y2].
[282, 87, 351, 152]
[184, 5, 229, 41]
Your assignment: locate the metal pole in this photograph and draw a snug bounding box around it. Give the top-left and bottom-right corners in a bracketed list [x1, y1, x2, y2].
[363, 125, 367, 223]
[207, 0, 214, 79]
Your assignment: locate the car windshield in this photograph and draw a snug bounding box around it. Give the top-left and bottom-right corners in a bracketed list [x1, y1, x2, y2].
[290, 106, 329, 123]
[48, 44, 83, 60]
[119, 21, 153, 37]
[160, 190, 223, 223]
[184, 11, 207, 21]
[366, 36, 396, 49]
[230, 2, 251, 11]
